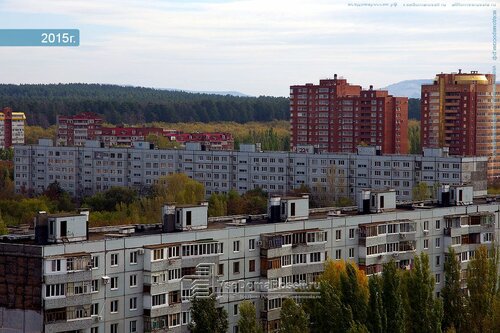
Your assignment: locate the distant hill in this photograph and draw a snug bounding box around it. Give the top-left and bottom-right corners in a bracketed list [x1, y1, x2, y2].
[382, 79, 433, 98]
[163, 89, 251, 97]
[0, 84, 288, 127]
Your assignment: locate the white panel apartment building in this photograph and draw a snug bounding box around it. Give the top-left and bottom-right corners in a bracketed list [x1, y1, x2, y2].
[14, 140, 488, 201]
[0, 192, 498, 333]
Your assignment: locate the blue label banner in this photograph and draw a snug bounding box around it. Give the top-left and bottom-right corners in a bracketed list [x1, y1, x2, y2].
[0, 29, 79, 46]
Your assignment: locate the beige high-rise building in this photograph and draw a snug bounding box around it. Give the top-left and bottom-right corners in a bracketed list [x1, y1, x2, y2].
[421, 70, 500, 179]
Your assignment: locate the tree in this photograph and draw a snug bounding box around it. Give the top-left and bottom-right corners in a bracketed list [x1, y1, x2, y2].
[347, 322, 369, 333]
[208, 193, 227, 217]
[303, 281, 353, 333]
[189, 296, 228, 333]
[153, 173, 204, 204]
[382, 261, 404, 333]
[145, 133, 181, 149]
[412, 182, 429, 201]
[408, 120, 421, 154]
[340, 262, 368, 325]
[238, 300, 262, 333]
[441, 247, 464, 332]
[466, 245, 499, 332]
[280, 298, 309, 333]
[367, 275, 385, 333]
[0, 210, 7, 235]
[405, 252, 443, 333]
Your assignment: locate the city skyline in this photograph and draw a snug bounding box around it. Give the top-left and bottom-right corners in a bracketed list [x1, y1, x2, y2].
[0, 0, 497, 96]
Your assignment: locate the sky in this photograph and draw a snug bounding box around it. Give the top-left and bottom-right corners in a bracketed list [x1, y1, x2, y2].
[0, 0, 497, 96]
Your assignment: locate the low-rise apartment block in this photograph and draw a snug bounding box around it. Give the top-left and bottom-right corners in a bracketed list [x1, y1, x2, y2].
[0, 189, 498, 333]
[14, 140, 488, 202]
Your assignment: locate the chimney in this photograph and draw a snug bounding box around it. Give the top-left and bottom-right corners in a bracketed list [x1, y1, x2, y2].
[458, 69, 462, 74]
[334, 74, 337, 79]
[369, 85, 373, 90]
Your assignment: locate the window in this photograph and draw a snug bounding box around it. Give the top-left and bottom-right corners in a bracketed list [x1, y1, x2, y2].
[168, 246, 180, 258]
[435, 274, 441, 284]
[310, 252, 321, 263]
[423, 239, 429, 249]
[335, 249, 342, 260]
[153, 249, 164, 261]
[249, 260, 255, 272]
[130, 320, 137, 333]
[233, 262, 240, 274]
[111, 253, 118, 267]
[233, 241, 240, 252]
[186, 211, 192, 226]
[91, 303, 99, 316]
[435, 238, 441, 248]
[111, 277, 118, 290]
[233, 304, 238, 315]
[129, 275, 137, 288]
[111, 324, 118, 333]
[249, 239, 255, 250]
[281, 255, 291, 267]
[110, 300, 118, 313]
[290, 202, 296, 216]
[45, 283, 65, 298]
[182, 311, 191, 325]
[91, 255, 99, 269]
[218, 263, 225, 275]
[348, 228, 355, 239]
[336, 230, 341, 240]
[169, 268, 181, 281]
[130, 251, 137, 264]
[169, 313, 180, 327]
[435, 255, 440, 267]
[348, 248, 354, 258]
[130, 297, 137, 311]
[91, 327, 99, 333]
[51, 259, 62, 272]
[152, 294, 166, 307]
[423, 221, 429, 231]
[435, 220, 441, 230]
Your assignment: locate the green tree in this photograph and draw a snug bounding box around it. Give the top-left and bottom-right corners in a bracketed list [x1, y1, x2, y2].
[304, 282, 353, 333]
[412, 182, 429, 201]
[280, 298, 309, 333]
[189, 296, 228, 333]
[208, 193, 227, 217]
[347, 322, 369, 333]
[441, 247, 464, 332]
[0, 210, 8, 235]
[153, 173, 204, 204]
[382, 261, 404, 333]
[238, 300, 262, 333]
[405, 252, 443, 333]
[466, 245, 499, 333]
[367, 275, 386, 333]
[341, 262, 368, 325]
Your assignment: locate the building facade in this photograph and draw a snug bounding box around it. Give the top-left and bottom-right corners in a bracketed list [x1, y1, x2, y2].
[290, 75, 408, 154]
[421, 70, 500, 179]
[0, 107, 25, 149]
[0, 192, 498, 333]
[56, 112, 233, 150]
[57, 113, 104, 147]
[14, 141, 488, 202]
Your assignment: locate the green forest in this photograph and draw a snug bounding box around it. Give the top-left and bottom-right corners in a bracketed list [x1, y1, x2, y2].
[0, 84, 421, 127]
[0, 84, 289, 126]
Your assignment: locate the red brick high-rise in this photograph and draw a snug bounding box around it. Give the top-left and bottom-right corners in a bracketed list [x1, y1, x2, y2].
[290, 75, 408, 154]
[421, 70, 500, 179]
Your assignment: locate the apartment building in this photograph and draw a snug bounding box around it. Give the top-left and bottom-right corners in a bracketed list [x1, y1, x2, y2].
[290, 75, 408, 154]
[56, 112, 234, 150]
[0, 107, 25, 149]
[14, 140, 488, 202]
[421, 70, 500, 179]
[0, 189, 498, 333]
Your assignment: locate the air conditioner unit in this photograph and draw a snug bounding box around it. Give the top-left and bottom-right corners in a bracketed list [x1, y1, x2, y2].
[101, 276, 110, 284]
[137, 248, 145, 255]
[257, 241, 263, 247]
[423, 230, 429, 236]
[393, 252, 399, 257]
[91, 314, 101, 322]
[86, 263, 93, 270]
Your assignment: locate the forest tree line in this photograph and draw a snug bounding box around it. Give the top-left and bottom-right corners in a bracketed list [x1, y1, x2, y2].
[0, 84, 420, 128]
